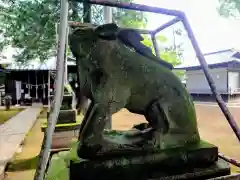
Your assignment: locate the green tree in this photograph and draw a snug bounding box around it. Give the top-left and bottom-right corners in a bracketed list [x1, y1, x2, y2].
[218, 0, 240, 18]
[141, 33, 183, 66]
[0, 0, 147, 63]
[141, 29, 185, 79]
[0, 0, 183, 67]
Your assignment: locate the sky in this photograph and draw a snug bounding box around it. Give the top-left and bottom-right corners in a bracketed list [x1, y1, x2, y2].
[135, 0, 240, 65]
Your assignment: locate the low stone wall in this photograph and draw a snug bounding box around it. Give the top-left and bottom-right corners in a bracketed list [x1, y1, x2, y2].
[47, 110, 76, 124]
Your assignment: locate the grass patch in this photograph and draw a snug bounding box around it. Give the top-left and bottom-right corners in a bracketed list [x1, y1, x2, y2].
[5, 108, 82, 179]
[38, 107, 48, 119]
[7, 156, 39, 171]
[0, 108, 25, 125]
[231, 165, 240, 173]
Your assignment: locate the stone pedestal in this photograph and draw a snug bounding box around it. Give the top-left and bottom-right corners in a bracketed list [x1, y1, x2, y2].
[70, 158, 230, 180]
[47, 110, 76, 124]
[41, 124, 81, 150]
[69, 140, 231, 180]
[51, 129, 79, 150]
[43, 87, 79, 150]
[41, 114, 81, 150]
[48, 93, 76, 124]
[50, 95, 73, 110]
[61, 95, 73, 110]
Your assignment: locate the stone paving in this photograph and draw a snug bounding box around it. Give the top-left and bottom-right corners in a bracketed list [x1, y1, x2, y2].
[0, 107, 42, 180]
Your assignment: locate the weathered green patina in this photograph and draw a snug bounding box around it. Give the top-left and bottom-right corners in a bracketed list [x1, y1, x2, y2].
[68, 23, 200, 159]
[45, 135, 231, 180]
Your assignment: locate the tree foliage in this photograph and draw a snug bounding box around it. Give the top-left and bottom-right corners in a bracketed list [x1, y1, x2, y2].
[0, 0, 147, 63]
[0, 0, 183, 67]
[218, 0, 240, 18]
[0, 0, 60, 62]
[141, 33, 183, 67]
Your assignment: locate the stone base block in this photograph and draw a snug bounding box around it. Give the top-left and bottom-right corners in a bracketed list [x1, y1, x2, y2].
[47, 110, 76, 124]
[69, 141, 231, 180]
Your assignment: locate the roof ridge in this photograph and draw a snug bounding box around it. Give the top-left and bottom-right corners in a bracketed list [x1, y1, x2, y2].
[203, 49, 233, 56]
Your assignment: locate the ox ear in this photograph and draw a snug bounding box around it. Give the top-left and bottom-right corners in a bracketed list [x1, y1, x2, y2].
[94, 23, 119, 40]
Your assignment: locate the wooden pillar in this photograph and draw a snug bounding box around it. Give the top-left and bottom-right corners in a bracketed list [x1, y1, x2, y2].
[48, 70, 50, 111]
[35, 71, 38, 100]
[43, 72, 45, 99]
[28, 72, 30, 95]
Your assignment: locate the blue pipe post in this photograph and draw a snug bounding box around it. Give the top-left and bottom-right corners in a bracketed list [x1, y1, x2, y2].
[180, 13, 240, 142]
[34, 0, 69, 179]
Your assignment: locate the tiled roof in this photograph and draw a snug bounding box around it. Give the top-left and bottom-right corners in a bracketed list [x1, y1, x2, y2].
[5, 57, 76, 71]
[174, 49, 240, 70]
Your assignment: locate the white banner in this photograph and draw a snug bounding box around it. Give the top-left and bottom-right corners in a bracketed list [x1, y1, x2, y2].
[15, 81, 22, 100]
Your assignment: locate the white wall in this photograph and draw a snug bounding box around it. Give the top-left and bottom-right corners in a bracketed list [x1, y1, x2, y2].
[186, 68, 228, 94]
[228, 71, 240, 94]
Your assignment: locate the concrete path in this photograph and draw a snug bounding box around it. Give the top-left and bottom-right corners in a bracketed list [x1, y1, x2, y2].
[0, 107, 42, 180]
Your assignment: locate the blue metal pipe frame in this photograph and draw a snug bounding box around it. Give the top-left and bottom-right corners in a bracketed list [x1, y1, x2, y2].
[37, 0, 240, 179]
